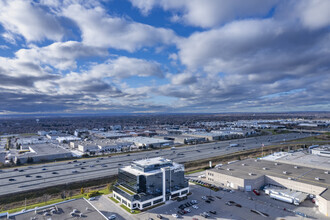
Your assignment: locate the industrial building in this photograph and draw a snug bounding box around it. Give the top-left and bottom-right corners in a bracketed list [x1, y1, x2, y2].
[14, 143, 72, 164]
[311, 145, 330, 157]
[56, 135, 81, 143]
[160, 135, 206, 144]
[93, 132, 131, 139]
[74, 139, 134, 153]
[113, 157, 189, 210]
[119, 137, 173, 148]
[0, 198, 107, 219]
[206, 158, 330, 216]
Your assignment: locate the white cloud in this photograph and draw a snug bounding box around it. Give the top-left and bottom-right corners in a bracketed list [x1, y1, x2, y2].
[130, 0, 278, 28]
[294, 0, 330, 30]
[0, 0, 64, 42]
[61, 4, 178, 52]
[15, 41, 108, 70]
[89, 56, 163, 79]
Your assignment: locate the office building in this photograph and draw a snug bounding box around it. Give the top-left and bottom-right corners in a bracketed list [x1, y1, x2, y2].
[113, 157, 189, 210]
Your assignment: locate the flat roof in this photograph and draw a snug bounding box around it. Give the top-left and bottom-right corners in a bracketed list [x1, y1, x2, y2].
[210, 158, 330, 194]
[120, 137, 173, 144]
[4, 198, 106, 220]
[132, 157, 172, 167]
[17, 143, 71, 158]
[262, 151, 330, 170]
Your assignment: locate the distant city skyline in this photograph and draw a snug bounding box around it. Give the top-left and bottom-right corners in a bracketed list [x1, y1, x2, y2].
[0, 0, 329, 114]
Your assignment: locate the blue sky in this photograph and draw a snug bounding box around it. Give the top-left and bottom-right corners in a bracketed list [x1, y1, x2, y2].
[0, 0, 329, 115]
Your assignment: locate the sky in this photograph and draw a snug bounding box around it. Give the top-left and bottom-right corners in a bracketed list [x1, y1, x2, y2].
[0, 0, 329, 115]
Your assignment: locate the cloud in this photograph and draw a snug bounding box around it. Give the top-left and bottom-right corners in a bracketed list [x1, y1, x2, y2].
[0, 0, 64, 42]
[168, 72, 197, 85]
[15, 41, 108, 70]
[89, 56, 163, 79]
[129, 0, 278, 28]
[61, 3, 178, 52]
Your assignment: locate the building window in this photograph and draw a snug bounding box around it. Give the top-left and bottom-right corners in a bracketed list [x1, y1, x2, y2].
[142, 202, 152, 208]
[153, 198, 163, 204]
[181, 190, 188, 195]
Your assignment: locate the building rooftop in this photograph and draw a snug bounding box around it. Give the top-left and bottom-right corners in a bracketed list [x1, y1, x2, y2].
[120, 137, 173, 144]
[262, 150, 330, 170]
[210, 158, 330, 198]
[121, 157, 182, 175]
[17, 143, 71, 158]
[132, 157, 172, 167]
[3, 198, 107, 220]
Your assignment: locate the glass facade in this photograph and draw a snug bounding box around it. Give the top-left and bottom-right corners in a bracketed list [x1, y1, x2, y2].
[115, 159, 188, 204]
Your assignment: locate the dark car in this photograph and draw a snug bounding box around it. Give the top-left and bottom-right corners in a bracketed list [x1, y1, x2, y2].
[73, 160, 77, 162]
[52, 172, 58, 174]
[235, 204, 242, 208]
[25, 175, 31, 177]
[209, 211, 217, 214]
[205, 200, 211, 203]
[156, 214, 162, 219]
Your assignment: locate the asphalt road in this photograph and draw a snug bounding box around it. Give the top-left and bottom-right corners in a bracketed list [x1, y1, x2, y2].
[0, 132, 311, 197]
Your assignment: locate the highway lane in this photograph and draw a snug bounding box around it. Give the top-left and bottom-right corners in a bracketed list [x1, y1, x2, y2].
[0, 132, 311, 196]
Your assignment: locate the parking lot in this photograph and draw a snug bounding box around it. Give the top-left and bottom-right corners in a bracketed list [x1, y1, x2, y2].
[88, 180, 328, 220]
[134, 181, 327, 220]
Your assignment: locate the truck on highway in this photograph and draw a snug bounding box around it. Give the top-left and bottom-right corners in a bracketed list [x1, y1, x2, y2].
[229, 144, 239, 147]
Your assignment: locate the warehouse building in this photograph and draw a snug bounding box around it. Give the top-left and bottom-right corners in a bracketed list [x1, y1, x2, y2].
[113, 157, 189, 210]
[93, 132, 131, 139]
[119, 137, 173, 148]
[206, 158, 330, 216]
[14, 143, 72, 164]
[75, 139, 134, 153]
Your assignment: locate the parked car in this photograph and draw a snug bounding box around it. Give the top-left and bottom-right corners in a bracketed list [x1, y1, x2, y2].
[108, 214, 116, 219]
[205, 200, 211, 203]
[172, 213, 179, 218]
[156, 214, 163, 219]
[209, 210, 217, 214]
[201, 196, 207, 200]
[192, 205, 199, 209]
[253, 189, 260, 196]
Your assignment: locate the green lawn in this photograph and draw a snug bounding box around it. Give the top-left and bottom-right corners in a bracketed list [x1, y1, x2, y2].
[109, 196, 119, 203]
[117, 185, 136, 195]
[185, 168, 205, 175]
[120, 204, 141, 214]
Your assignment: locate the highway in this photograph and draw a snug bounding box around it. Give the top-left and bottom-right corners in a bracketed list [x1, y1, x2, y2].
[0, 132, 311, 197]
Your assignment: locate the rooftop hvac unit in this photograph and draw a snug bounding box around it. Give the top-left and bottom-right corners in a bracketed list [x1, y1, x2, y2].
[263, 167, 268, 170]
[325, 171, 329, 174]
[315, 177, 321, 181]
[283, 171, 287, 174]
[294, 166, 298, 169]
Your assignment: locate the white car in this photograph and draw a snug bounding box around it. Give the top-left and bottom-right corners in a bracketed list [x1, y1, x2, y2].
[192, 205, 198, 209]
[184, 208, 191, 213]
[172, 213, 179, 218]
[108, 214, 116, 219]
[191, 200, 198, 204]
[88, 197, 96, 201]
[201, 196, 207, 200]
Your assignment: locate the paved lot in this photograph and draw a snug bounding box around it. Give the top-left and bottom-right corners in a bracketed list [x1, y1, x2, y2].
[0, 133, 311, 197]
[89, 195, 135, 220]
[85, 183, 327, 220]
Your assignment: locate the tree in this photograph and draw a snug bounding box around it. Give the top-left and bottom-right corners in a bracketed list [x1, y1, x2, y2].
[81, 187, 85, 194]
